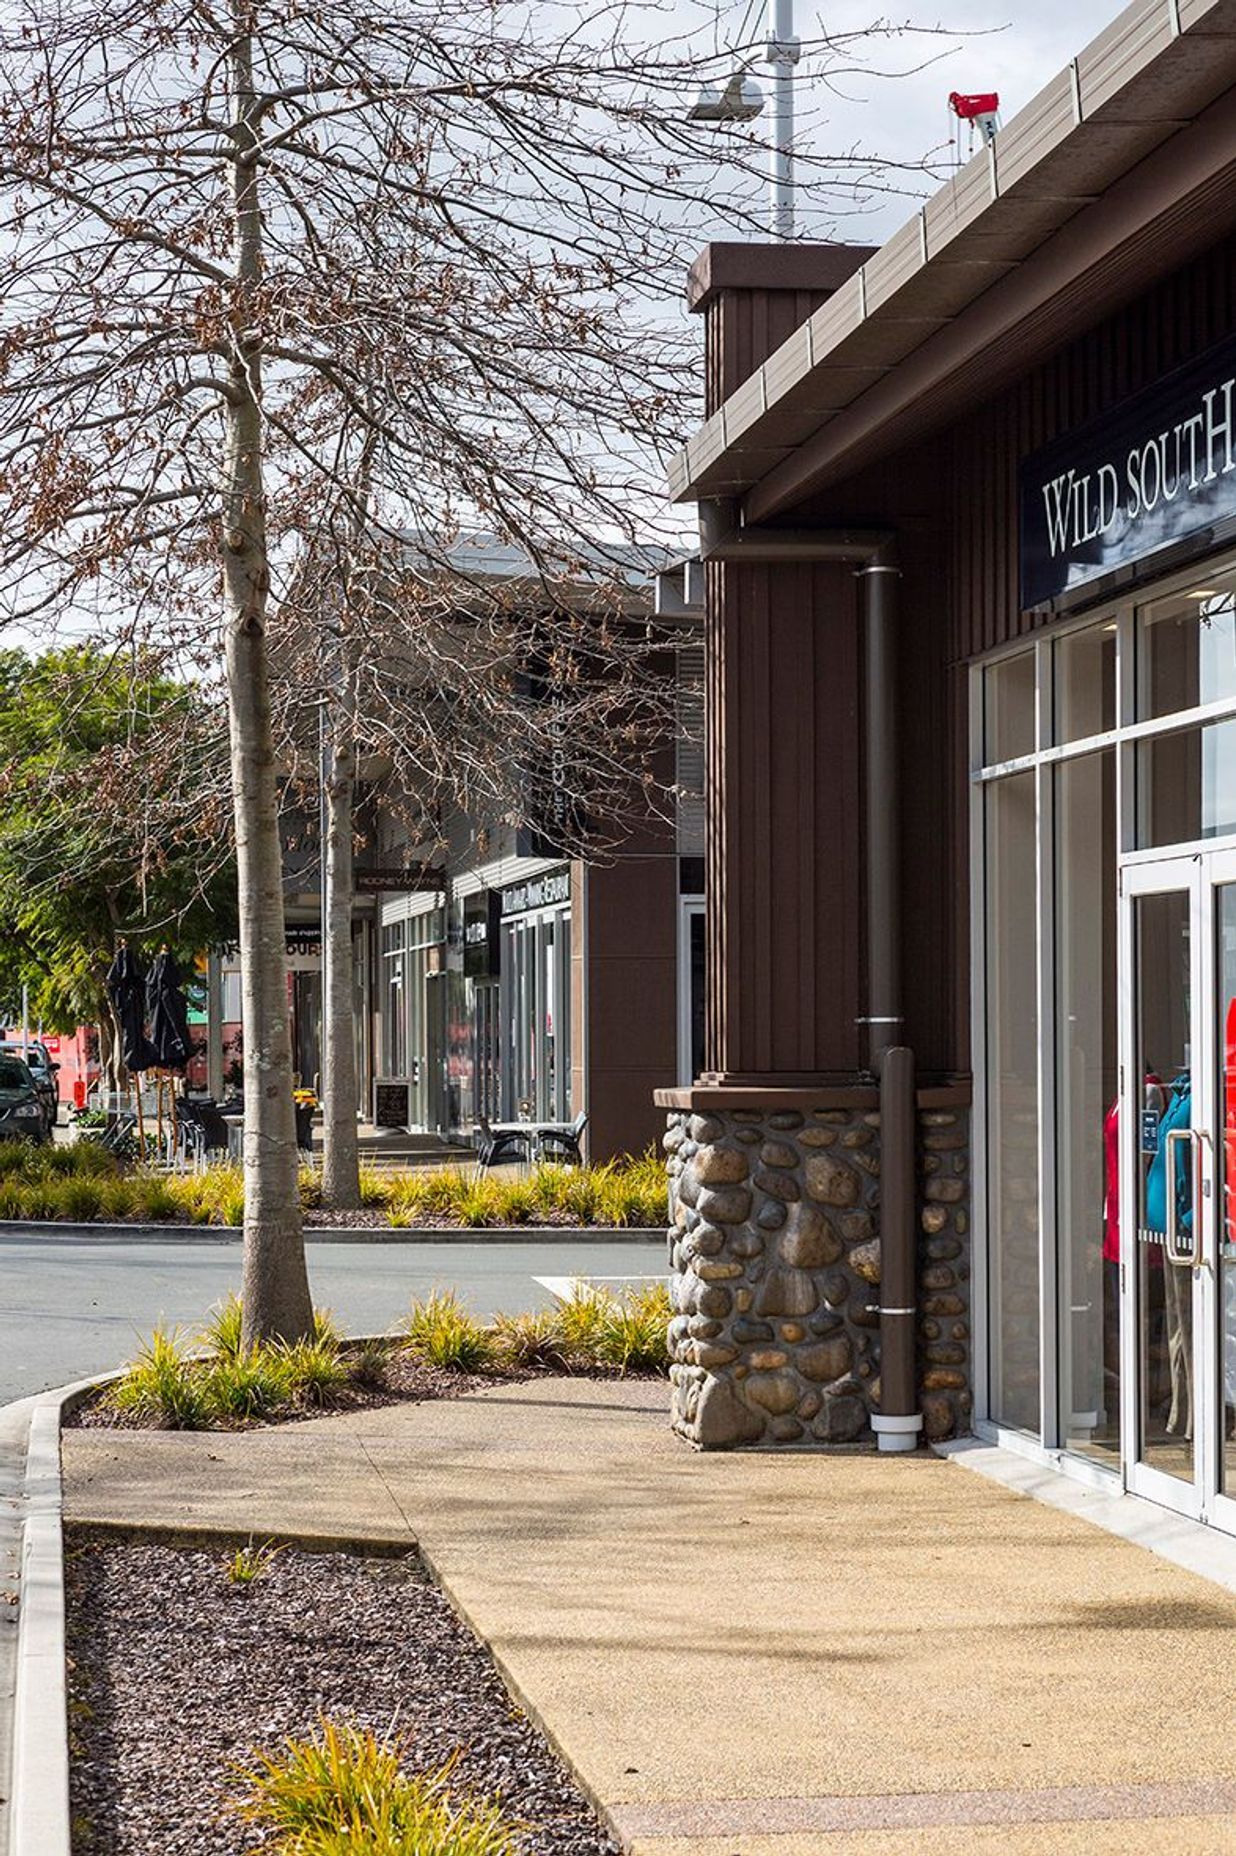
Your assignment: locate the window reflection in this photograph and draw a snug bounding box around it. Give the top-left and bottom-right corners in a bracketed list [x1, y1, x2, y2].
[1056, 751, 1119, 1459]
[1138, 570, 1236, 718]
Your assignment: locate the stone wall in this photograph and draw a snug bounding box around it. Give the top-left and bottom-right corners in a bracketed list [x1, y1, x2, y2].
[664, 1102, 971, 1449]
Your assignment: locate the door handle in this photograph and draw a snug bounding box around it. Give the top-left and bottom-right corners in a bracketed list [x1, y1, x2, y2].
[1164, 1129, 1201, 1268]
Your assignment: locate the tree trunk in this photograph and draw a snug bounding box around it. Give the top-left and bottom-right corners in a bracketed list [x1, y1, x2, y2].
[320, 722, 361, 1206]
[226, 17, 312, 1348]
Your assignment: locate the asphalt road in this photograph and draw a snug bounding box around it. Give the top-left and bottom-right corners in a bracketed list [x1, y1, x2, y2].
[0, 1235, 665, 1404]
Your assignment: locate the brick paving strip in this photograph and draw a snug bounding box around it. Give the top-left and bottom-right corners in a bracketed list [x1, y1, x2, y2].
[609, 1779, 1236, 1839]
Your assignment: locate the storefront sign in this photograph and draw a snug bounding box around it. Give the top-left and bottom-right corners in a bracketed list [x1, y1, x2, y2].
[355, 865, 442, 894]
[1021, 331, 1236, 608]
[373, 1077, 412, 1127]
[463, 891, 501, 978]
[500, 867, 570, 917]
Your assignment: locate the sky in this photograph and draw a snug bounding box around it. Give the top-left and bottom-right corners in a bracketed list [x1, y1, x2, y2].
[677, 0, 1114, 242]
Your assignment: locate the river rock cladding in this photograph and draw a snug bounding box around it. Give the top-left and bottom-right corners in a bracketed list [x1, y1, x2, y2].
[663, 1106, 971, 1449]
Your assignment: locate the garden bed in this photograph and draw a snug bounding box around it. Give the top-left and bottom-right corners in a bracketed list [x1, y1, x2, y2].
[65, 1286, 670, 1433]
[0, 1144, 666, 1230]
[66, 1530, 619, 1855]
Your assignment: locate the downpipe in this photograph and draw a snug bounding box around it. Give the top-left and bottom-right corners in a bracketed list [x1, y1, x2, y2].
[697, 500, 923, 1451]
[856, 550, 923, 1455]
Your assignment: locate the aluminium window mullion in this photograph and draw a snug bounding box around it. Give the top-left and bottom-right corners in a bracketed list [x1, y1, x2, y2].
[1036, 642, 1060, 1449]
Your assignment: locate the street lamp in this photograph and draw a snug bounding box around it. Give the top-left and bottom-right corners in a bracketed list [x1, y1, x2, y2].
[687, 1, 799, 240]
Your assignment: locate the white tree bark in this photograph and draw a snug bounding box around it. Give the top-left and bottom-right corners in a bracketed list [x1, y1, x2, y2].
[225, 14, 312, 1348]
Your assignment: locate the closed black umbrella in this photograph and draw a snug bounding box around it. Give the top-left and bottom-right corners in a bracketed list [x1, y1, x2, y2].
[105, 944, 157, 1074]
[146, 948, 193, 1072]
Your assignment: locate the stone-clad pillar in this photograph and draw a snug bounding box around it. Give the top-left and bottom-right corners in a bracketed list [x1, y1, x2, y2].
[664, 1100, 971, 1449]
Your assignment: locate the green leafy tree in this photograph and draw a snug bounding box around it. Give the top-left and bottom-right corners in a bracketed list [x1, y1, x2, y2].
[0, 647, 235, 1079]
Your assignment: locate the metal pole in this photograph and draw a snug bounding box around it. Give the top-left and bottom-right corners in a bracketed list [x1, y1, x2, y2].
[768, 0, 798, 238]
[860, 556, 903, 1076]
[20, 984, 28, 1062]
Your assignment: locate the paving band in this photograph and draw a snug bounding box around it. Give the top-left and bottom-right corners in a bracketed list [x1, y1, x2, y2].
[609, 1780, 1236, 1839]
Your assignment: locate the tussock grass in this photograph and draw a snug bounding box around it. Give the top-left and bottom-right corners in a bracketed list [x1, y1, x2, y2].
[234, 1719, 522, 1856]
[105, 1278, 669, 1431]
[403, 1290, 494, 1371]
[0, 1145, 667, 1229]
[225, 1537, 285, 1587]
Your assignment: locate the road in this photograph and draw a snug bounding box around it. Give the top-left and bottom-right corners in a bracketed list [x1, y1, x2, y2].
[0, 1234, 665, 1404]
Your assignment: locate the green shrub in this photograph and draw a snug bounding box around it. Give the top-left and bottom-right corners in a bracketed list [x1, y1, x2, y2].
[404, 1291, 493, 1371]
[556, 1283, 671, 1375]
[98, 1176, 137, 1220]
[490, 1308, 566, 1371]
[200, 1292, 244, 1361]
[357, 1165, 392, 1208]
[56, 1176, 105, 1221]
[207, 1349, 290, 1420]
[234, 1720, 521, 1856]
[109, 1328, 216, 1429]
[226, 1537, 285, 1586]
[347, 1337, 394, 1390]
[276, 1337, 350, 1408]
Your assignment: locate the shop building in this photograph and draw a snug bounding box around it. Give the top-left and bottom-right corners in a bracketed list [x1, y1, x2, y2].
[371, 767, 704, 1160]
[659, 0, 1236, 1537]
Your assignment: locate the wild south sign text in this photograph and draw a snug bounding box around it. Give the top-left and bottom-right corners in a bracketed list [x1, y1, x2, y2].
[1020, 333, 1236, 609]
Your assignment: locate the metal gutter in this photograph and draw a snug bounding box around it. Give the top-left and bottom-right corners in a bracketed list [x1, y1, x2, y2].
[669, 0, 1236, 509]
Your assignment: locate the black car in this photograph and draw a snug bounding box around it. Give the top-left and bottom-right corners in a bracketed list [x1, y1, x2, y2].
[0, 1055, 50, 1144]
[4, 1039, 58, 1131]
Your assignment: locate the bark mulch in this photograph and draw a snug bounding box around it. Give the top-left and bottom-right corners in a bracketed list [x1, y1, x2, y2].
[66, 1530, 620, 1856]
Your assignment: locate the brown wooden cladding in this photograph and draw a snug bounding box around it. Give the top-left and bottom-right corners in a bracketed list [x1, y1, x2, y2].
[705, 290, 831, 419]
[768, 230, 1236, 1079]
[705, 558, 861, 1080]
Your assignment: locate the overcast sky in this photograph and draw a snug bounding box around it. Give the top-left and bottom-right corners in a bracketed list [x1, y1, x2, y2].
[679, 0, 1112, 242]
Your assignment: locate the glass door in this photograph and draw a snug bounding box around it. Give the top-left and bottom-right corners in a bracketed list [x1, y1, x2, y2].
[1121, 848, 1236, 1529]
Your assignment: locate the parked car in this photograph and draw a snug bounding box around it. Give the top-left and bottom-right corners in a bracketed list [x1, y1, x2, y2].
[1, 1039, 59, 1132]
[0, 1055, 50, 1144]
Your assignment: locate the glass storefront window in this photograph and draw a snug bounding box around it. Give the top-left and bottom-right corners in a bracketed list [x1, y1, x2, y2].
[1137, 569, 1236, 718]
[1136, 718, 1236, 847]
[1055, 751, 1119, 1460]
[1054, 625, 1115, 743]
[984, 650, 1036, 764]
[984, 769, 1041, 1433]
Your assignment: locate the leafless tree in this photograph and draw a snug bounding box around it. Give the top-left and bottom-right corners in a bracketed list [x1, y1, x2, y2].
[0, 0, 949, 1339]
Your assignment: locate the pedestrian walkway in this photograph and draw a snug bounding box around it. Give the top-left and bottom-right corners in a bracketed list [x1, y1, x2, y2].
[63, 1382, 1236, 1853]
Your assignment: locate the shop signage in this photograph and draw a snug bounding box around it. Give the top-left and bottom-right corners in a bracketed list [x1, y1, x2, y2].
[355, 865, 443, 894]
[463, 891, 501, 978]
[373, 1077, 412, 1128]
[1020, 331, 1236, 608]
[500, 867, 570, 917]
[217, 928, 321, 959]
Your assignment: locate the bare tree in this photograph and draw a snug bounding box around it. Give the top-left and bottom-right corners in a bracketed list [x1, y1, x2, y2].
[0, 0, 947, 1335]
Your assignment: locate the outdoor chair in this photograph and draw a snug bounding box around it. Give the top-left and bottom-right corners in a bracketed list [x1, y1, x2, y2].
[476, 1115, 533, 1173]
[536, 1110, 588, 1167]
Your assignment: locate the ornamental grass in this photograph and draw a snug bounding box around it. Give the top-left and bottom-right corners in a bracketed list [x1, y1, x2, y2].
[234, 1720, 522, 1856]
[0, 1144, 666, 1228]
[105, 1281, 670, 1430]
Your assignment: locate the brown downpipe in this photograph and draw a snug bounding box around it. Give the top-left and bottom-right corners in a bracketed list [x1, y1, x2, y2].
[696, 502, 921, 1452]
[856, 552, 921, 1453]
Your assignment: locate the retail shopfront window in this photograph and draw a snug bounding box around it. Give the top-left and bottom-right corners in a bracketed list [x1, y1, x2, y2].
[975, 558, 1236, 1504]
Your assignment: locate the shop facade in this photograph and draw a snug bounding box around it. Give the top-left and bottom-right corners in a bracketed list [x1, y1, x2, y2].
[659, 0, 1236, 1526]
[372, 836, 703, 1159]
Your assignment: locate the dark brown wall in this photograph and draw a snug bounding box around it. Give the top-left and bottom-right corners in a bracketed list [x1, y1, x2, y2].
[705, 558, 861, 1081]
[586, 854, 678, 1156]
[784, 231, 1236, 1078]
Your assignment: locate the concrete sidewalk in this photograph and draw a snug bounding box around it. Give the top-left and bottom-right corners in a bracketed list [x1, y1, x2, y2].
[64, 1381, 1236, 1854]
